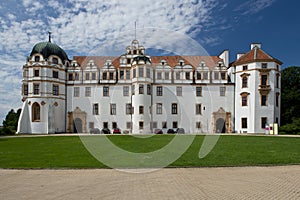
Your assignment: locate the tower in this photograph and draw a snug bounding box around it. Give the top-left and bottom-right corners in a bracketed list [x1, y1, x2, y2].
[17, 37, 69, 134]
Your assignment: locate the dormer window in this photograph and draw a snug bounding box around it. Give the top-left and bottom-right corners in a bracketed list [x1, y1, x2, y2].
[243, 65, 248, 71]
[52, 58, 58, 64]
[133, 50, 137, 55]
[180, 61, 183, 66]
[35, 56, 40, 62]
[262, 63, 268, 69]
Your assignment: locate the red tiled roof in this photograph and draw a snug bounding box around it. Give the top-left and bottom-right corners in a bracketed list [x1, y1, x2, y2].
[230, 47, 282, 66]
[73, 55, 222, 70]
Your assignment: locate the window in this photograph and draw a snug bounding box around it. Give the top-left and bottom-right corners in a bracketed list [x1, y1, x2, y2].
[165, 72, 169, 80]
[85, 87, 91, 97]
[68, 73, 73, 81]
[262, 63, 268, 69]
[172, 103, 178, 115]
[197, 72, 201, 80]
[93, 104, 99, 115]
[277, 65, 280, 71]
[196, 104, 201, 115]
[126, 70, 130, 80]
[157, 86, 163, 96]
[175, 72, 180, 80]
[112, 122, 117, 129]
[242, 95, 248, 106]
[103, 86, 109, 96]
[220, 87, 226, 96]
[196, 87, 202, 97]
[126, 122, 132, 129]
[186, 72, 190, 80]
[139, 84, 144, 94]
[34, 56, 40, 62]
[110, 104, 116, 115]
[23, 84, 28, 95]
[139, 67, 144, 77]
[123, 86, 129, 96]
[146, 68, 151, 78]
[132, 85, 135, 95]
[85, 72, 90, 80]
[52, 58, 58, 64]
[133, 50, 137, 55]
[276, 93, 280, 107]
[89, 122, 94, 129]
[157, 72, 162, 80]
[242, 77, 248, 88]
[221, 72, 226, 80]
[74, 87, 80, 97]
[32, 102, 40, 122]
[176, 87, 182, 96]
[243, 65, 248, 71]
[75, 73, 79, 81]
[92, 72, 96, 80]
[139, 106, 144, 114]
[103, 72, 107, 80]
[34, 69, 39, 77]
[261, 75, 268, 86]
[53, 85, 59, 96]
[33, 84, 39, 95]
[157, 103, 162, 114]
[133, 68, 136, 78]
[103, 122, 108, 129]
[173, 121, 178, 129]
[147, 84, 151, 95]
[261, 117, 267, 129]
[127, 58, 131, 64]
[151, 122, 157, 129]
[120, 70, 124, 80]
[139, 121, 144, 130]
[261, 95, 267, 106]
[242, 118, 247, 129]
[109, 72, 114, 80]
[276, 75, 280, 88]
[196, 122, 201, 129]
[126, 104, 132, 115]
[203, 72, 208, 80]
[214, 72, 219, 80]
[162, 121, 167, 129]
[53, 71, 59, 79]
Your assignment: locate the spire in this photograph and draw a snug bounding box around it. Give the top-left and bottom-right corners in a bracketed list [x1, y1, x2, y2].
[134, 21, 137, 40]
[48, 31, 52, 43]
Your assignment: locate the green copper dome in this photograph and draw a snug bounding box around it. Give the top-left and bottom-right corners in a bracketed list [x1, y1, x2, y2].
[30, 42, 69, 62]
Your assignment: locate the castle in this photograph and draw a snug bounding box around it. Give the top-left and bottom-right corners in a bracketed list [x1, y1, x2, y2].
[17, 38, 282, 134]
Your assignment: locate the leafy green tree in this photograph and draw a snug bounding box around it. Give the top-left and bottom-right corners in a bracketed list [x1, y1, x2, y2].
[0, 109, 21, 135]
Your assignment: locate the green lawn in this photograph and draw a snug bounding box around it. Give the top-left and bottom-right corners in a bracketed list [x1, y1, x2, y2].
[0, 135, 299, 169]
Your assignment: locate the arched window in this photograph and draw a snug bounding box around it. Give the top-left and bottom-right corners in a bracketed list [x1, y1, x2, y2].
[35, 56, 40, 62]
[32, 102, 40, 122]
[52, 57, 58, 64]
[242, 77, 248, 88]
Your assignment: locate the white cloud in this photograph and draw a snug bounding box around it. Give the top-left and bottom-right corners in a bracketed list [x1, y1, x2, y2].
[235, 0, 276, 15]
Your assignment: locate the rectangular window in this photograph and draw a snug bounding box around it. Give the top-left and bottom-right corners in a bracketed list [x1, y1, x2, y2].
[103, 86, 109, 96]
[120, 70, 124, 80]
[68, 73, 73, 81]
[147, 84, 151, 95]
[139, 121, 144, 130]
[23, 84, 28, 95]
[89, 122, 94, 129]
[139, 67, 144, 77]
[203, 72, 208, 80]
[157, 72, 162, 80]
[176, 86, 182, 96]
[175, 72, 180, 80]
[75, 73, 79, 81]
[220, 87, 226, 96]
[186, 72, 190, 80]
[33, 84, 39, 95]
[276, 75, 280, 88]
[152, 122, 157, 129]
[165, 72, 169, 80]
[197, 72, 201, 80]
[133, 68, 136, 78]
[127, 58, 131, 64]
[243, 65, 248, 71]
[242, 96, 248, 106]
[276, 93, 280, 107]
[126, 122, 132, 129]
[139, 106, 144, 114]
[85, 72, 90, 80]
[126, 70, 130, 80]
[261, 75, 268, 86]
[103, 122, 108, 129]
[173, 121, 178, 129]
[146, 68, 151, 78]
[93, 104, 99, 115]
[139, 84, 144, 94]
[74, 87, 80, 97]
[214, 72, 219, 80]
[85, 87, 91, 97]
[242, 118, 247, 129]
[261, 117, 267, 129]
[162, 121, 167, 129]
[131, 85, 135, 95]
[109, 72, 114, 80]
[196, 104, 202, 115]
[262, 63, 268, 69]
[34, 69, 39, 77]
[110, 104, 116, 115]
[196, 122, 201, 129]
[123, 86, 129, 96]
[103, 72, 107, 80]
[53, 85, 59, 96]
[261, 95, 267, 106]
[157, 86, 163, 96]
[157, 103, 162, 114]
[112, 122, 117, 129]
[172, 103, 178, 115]
[53, 71, 59, 79]
[126, 104, 132, 115]
[92, 72, 96, 80]
[242, 77, 248, 88]
[196, 87, 202, 97]
[221, 72, 226, 80]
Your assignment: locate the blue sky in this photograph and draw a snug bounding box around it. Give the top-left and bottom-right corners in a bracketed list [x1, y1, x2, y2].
[0, 0, 299, 124]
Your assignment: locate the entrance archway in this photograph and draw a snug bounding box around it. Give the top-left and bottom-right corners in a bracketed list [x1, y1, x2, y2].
[216, 118, 226, 133]
[73, 118, 83, 133]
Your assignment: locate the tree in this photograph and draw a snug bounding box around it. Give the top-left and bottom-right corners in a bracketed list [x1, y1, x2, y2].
[0, 109, 21, 135]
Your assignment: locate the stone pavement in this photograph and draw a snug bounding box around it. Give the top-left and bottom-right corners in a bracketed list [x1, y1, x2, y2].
[0, 166, 299, 200]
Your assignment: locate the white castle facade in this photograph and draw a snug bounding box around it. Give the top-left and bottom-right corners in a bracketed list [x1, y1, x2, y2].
[17, 39, 282, 134]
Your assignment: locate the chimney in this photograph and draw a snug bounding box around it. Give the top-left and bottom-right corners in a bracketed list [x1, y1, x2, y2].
[251, 43, 261, 50]
[237, 53, 245, 60]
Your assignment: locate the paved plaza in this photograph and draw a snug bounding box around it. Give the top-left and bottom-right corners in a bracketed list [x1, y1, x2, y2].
[0, 165, 299, 200]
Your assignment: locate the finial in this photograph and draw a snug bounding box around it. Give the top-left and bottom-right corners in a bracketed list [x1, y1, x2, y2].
[134, 21, 137, 40]
[48, 31, 52, 43]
